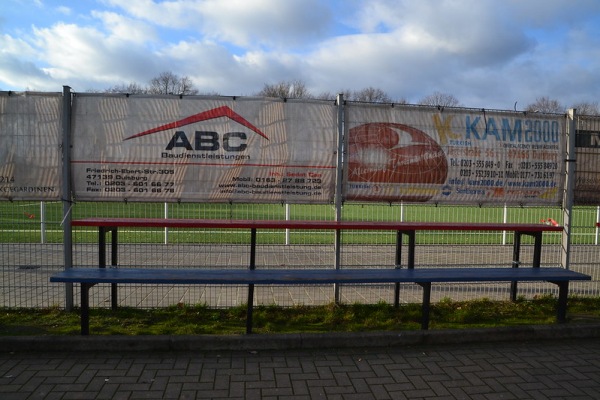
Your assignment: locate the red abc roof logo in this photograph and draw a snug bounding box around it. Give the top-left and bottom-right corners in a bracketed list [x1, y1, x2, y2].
[124, 106, 269, 142]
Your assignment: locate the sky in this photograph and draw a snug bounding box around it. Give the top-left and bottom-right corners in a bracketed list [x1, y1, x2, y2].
[2, 0, 600, 111]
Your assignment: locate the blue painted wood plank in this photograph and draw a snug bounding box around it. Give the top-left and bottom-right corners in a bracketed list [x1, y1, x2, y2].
[50, 267, 591, 285]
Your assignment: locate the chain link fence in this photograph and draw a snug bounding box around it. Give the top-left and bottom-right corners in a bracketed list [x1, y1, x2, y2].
[2, 201, 598, 309]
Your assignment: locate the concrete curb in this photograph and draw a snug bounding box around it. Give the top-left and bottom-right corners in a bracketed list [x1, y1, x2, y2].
[3, 323, 600, 353]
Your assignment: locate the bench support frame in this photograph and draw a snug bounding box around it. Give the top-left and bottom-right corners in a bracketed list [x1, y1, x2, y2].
[55, 267, 586, 335]
[58, 220, 582, 336]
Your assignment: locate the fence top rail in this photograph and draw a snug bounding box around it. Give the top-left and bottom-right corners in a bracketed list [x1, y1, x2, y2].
[70, 218, 563, 232]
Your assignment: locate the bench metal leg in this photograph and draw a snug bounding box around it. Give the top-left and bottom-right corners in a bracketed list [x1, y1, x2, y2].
[510, 232, 521, 301]
[406, 231, 416, 269]
[99, 227, 107, 268]
[394, 230, 415, 308]
[394, 231, 402, 308]
[511, 231, 544, 302]
[247, 227, 257, 334]
[247, 284, 254, 334]
[99, 227, 119, 310]
[532, 232, 542, 268]
[80, 283, 92, 336]
[554, 281, 569, 323]
[111, 228, 118, 310]
[419, 282, 432, 330]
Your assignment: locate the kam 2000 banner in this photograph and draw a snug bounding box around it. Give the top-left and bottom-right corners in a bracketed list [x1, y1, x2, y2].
[71, 95, 338, 204]
[344, 104, 565, 205]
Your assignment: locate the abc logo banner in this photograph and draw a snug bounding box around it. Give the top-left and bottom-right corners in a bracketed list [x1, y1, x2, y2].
[71, 95, 338, 204]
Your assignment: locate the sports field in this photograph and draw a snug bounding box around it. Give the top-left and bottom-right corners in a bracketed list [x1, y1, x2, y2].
[1, 201, 596, 245]
[2, 201, 598, 309]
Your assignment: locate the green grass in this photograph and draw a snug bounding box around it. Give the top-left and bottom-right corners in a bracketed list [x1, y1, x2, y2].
[1, 201, 598, 245]
[2, 296, 599, 336]
[1, 201, 589, 244]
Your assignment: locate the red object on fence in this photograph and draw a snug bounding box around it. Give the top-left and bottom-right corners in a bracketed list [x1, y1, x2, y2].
[541, 218, 558, 226]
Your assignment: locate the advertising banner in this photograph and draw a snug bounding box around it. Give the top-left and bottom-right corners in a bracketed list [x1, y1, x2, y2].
[575, 129, 600, 205]
[0, 92, 62, 201]
[71, 95, 337, 203]
[344, 104, 564, 205]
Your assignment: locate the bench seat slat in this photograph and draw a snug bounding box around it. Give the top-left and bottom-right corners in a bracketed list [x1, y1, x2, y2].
[50, 267, 591, 285]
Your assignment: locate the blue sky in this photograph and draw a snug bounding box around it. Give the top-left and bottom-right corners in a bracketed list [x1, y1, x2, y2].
[2, 0, 600, 110]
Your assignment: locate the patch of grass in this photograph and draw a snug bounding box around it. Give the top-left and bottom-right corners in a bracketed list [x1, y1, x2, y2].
[1, 296, 599, 336]
[430, 295, 558, 328]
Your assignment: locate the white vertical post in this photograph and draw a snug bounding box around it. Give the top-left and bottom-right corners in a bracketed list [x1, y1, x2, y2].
[594, 206, 600, 244]
[502, 203, 508, 245]
[40, 201, 46, 244]
[285, 203, 290, 245]
[164, 202, 169, 244]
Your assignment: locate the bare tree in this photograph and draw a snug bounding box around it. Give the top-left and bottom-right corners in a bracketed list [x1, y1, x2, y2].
[315, 89, 352, 101]
[571, 101, 599, 116]
[104, 82, 148, 94]
[178, 76, 198, 95]
[148, 71, 199, 95]
[418, 91, 461, 107]
[102, 72, 202, 96]
[196, 90, 222, 96]
[256, 79, 312, 99]
[315, 91, 334, 100]
[316, 88, 406, 104]
[351, 87, 392, 103]
[525, 96, 564, 114]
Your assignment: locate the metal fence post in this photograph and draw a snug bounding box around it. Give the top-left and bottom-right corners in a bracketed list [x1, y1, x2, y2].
[334, 94, 344, 304]
[561, 109, 576, 269]
[61, 86, 74, 310]
[40, 201, 46, 244]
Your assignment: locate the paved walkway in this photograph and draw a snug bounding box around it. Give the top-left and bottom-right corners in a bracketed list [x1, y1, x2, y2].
[2, 331, 600, 399]
[2, 241, 599, 399]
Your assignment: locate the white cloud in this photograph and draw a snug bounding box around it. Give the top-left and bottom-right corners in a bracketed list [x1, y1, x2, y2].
[196, 0, 332, 48]
[26, 22, 160, 90]
[0, 33, 54, 90]
[0, 55, 53, 91]
[104, 0, 332, 48]
[1, 0, 599, 108]
[102, 0, 200, 27]
[56, 6, 71, 16]
[506, 0, 600, 27]
[91, 10, 157, 44]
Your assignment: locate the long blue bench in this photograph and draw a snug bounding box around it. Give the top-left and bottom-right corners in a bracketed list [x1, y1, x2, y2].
[50, 266, 591, 335]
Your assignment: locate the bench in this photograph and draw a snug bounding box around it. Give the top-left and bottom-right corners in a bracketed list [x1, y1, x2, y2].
[51, 218, 590, 335]
[50, 266, 591, 335]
